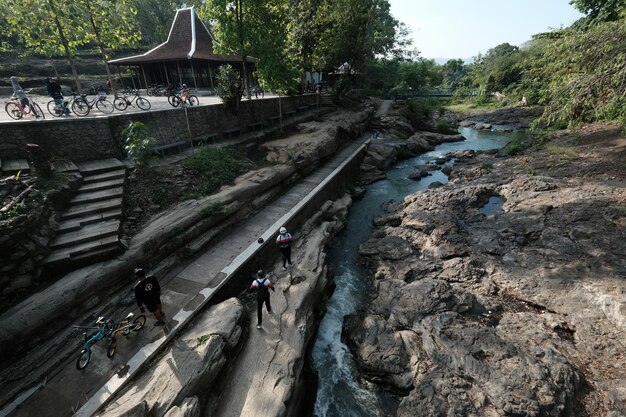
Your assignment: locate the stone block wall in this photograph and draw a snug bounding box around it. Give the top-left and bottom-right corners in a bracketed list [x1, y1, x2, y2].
[0, 95, 318, 162]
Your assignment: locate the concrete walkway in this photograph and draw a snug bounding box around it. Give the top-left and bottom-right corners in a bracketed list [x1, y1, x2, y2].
[3, 132, 368, 417]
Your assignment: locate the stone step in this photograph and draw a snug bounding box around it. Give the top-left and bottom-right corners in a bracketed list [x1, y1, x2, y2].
[49, 219, 120, 250]
[70, 245, 124, 265]
[76, 158, 125, 176]
[61, 198, 123, 220]
[69, 187, 124, 205]
[82, 169, 126, 184]
[1, 159, 30, 174]
[52, 160, 79, 173]
[57, 210, 123, 233]
[44, 235, 122, 265]
[78, 177, 125, 193]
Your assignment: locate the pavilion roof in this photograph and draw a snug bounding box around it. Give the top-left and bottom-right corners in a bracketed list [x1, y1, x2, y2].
[108, 7, 254, 65]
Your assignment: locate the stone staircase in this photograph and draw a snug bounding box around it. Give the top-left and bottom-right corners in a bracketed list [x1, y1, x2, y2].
[44, 158, 127, 269]
[319, 92, 334, 107]
[0, 158, 31, 175]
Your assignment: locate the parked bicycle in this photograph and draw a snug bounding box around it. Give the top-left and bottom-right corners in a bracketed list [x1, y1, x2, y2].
[46, 91, 82, 117]
[114, 90, 151, 111]
[169, 87, 199, 107]
[112, 312, 146, 336]
[4, 96, 45, 120]
[251, 85, 264, 99]
[74, 317, 116, 370]
[88, 85, 110, 95]
[72, 91, 115, 117]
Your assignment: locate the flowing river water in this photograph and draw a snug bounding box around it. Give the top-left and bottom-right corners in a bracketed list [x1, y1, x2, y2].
[310, 127, 525, 417]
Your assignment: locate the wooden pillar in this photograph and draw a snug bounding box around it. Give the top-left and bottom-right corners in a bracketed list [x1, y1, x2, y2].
[117, 65, 124, 89]
[208, 64, 214, 91]
[177, 61, 183, 85]
[164, 63, 170, 85]
[141, 65, 149, 89]
[190, 60, 198, 91]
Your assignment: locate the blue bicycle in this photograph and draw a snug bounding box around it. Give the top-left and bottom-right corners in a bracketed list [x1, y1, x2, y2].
[74, 317, 117, 370]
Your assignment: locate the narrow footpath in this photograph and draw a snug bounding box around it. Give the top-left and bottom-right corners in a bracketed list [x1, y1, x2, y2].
[3, 124, 369, 417]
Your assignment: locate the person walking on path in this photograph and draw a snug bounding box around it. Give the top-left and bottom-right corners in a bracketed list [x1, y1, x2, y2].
[276, 226, 294, 270]
[249, 269, 275, 329]
[134, 268, 166, 326]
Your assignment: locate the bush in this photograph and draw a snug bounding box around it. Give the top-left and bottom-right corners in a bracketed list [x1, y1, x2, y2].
[183, 146, 254, 198]
[215, 64, 243, 114]
[123, 122, 156, 172]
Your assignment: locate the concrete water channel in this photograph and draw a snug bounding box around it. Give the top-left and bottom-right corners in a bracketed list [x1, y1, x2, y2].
[0, 121, 368, 417]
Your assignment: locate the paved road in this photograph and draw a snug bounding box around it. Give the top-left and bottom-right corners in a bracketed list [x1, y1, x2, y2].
[0, 93, 275, 123]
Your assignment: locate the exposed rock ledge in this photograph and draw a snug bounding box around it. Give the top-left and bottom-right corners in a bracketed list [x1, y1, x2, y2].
[346, 129, 626, 416]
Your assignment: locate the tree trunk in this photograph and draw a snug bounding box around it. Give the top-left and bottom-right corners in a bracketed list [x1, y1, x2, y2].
[49, 1, 82, 93]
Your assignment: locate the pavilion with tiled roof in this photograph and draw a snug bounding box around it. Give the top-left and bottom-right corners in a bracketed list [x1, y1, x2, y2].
[108, 6, 255, 91]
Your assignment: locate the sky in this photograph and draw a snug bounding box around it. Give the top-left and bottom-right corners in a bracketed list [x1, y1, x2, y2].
[388, 0, 585, 60]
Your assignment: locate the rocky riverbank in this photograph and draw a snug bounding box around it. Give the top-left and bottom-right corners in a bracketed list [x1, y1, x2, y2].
[344, 118, 626, 416]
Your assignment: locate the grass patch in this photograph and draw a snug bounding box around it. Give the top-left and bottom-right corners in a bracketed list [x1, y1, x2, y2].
[616, 206, 626, 217]
[202, 202, 228, 217]
[183, 146, 254, 199]
[545, 145, 578, 157]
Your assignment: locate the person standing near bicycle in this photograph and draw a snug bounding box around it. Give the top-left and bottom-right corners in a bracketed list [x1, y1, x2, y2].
[10, 76, 32, 111]
[133, 268, 166, 326]
[46, 77, 70, 115]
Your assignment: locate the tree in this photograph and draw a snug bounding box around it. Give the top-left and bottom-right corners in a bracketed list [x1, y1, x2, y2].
[78, 0, 140, 93]
[440, 59, 467, 91]
[313, 0, 398, 73]
[200, 0, 299, 94]
[570, 0, 626, 23]
[134, 0, 179, 44]
[5, 0, 90, 92]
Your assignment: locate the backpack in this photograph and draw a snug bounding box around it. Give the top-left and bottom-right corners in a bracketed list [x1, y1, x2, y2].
[256, 278, 270, 299]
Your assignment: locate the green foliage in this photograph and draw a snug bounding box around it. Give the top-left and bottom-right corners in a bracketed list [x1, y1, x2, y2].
[183, 146, 253, 198]
[123, 122, 156, 171]
[570, 0, 626, 24]
[400, 97, 445, 128]
[332, 76, 353, 100]
[214, 64, 243, 114]
[504, 138, 529, 155]
[202, 202, 228, 217]
[534, 20, 626, 128]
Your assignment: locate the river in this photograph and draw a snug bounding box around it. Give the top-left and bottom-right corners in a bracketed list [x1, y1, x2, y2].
[310, 127, 525, 417]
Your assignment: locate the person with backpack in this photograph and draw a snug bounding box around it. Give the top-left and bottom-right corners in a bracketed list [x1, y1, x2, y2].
[249, 269, 275, 329]
[276, 226, 294, 270]
[134, 268, 166, 326]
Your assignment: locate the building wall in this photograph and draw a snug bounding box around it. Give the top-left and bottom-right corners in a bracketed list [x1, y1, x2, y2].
[0, 95, 318, 162]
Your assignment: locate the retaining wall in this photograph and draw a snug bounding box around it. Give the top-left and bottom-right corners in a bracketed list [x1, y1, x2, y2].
[0, 95, 318, 161]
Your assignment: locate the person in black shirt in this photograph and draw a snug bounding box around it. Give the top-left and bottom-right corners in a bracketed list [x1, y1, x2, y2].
[249, 269, 275, 329]
[134, 268, 165, 326]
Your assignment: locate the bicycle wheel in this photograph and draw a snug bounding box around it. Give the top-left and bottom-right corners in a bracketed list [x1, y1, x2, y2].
[168, 95, 178, 107]
[188, 95, 199, 106]
[47, 100, 64, 117]
[5, 102, 23, 120]
[113, 97, 128, 111]
[72, 98, 90, 117]
[32, 103, 45, 119]
[132, 315, 146, 332]
[96, 98, 114, 114]
[136, 96, 151, 110]
[76, 348, 91, 370]
[107, 337, 117, 358]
